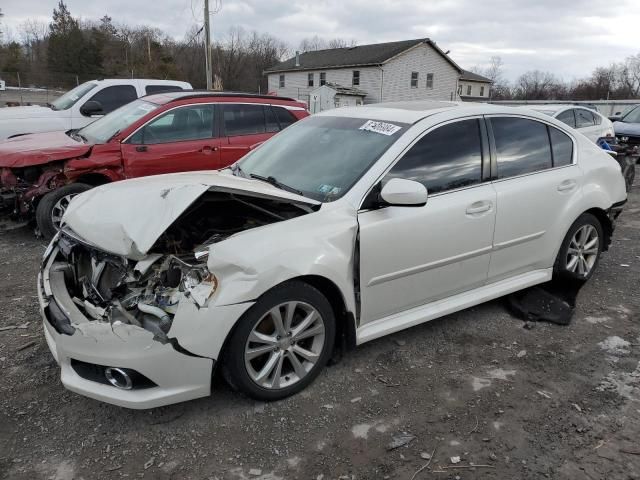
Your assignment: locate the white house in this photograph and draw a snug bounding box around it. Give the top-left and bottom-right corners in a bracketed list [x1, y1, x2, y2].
[458, 70, 493, 101]
[265, 38, 462, 106]
[309, 82, 367, 113]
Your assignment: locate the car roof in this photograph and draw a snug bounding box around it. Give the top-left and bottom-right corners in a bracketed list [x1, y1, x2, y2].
[527, 104, 599, 114]
[317, 101, 534, 124]
[143, 90, 302, 106]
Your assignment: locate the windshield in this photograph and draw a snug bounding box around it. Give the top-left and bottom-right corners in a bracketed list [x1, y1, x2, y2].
[50, 82, 97, 111]
[78, 99, 159, 144]
[238, 116, 408, 202]
[622, 105, 640, 123]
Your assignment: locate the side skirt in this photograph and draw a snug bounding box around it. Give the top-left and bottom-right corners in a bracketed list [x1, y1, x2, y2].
[355, 268, 552, 345]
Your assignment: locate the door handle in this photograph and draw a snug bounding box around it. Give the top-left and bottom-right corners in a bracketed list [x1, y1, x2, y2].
[466, 201, 492, 215]
[135, 145, 147, 152]
[200, 146, 219, 153]
[557, 179, 577, 192]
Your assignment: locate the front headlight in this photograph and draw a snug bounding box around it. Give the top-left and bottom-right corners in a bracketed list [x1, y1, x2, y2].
[182, 266, 218, 307]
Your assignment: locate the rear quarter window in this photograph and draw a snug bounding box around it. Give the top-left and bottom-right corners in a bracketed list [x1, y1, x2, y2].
[549, 127, 573, 167]
[145, 85, 185, 95]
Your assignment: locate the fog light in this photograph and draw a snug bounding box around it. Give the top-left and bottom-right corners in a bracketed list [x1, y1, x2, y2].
[105, 367, 133, 390]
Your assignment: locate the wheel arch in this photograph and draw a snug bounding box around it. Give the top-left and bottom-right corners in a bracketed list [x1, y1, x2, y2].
[584, 207, 613, 251]
[73, 172, 113, 186]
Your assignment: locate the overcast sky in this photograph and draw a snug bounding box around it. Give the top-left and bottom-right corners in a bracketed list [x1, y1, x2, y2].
[2, 0, 640, 81]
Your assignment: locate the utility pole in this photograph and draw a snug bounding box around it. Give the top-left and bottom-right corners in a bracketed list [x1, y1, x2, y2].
[204, 0, 213, 90]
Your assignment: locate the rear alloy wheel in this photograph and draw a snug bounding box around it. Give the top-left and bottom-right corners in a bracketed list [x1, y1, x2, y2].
[223, 281, 335, 401]
[35, 183, 92, 239]
[554, 213, 603, 281]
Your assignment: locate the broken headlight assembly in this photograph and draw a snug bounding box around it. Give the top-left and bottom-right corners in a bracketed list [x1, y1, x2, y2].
[181, 264, 218, 307]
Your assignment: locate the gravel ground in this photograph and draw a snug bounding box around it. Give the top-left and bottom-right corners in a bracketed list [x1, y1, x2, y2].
[0, 183, 639, 480]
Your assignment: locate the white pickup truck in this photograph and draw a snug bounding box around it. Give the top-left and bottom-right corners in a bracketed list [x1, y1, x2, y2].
[0, 78, 192, 140]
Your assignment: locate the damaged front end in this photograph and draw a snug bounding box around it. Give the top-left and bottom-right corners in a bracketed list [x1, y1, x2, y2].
[38, 182, 318, 408]
[44, 231, 217, 341]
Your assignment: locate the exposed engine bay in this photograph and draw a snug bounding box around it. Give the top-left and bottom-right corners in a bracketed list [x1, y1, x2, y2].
[46, 191, 314, 341]
[151, 191, 316, 254]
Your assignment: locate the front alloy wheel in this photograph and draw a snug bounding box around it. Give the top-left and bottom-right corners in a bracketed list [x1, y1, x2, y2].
[245, 301, 326, 389]
[223, 281, 335, 401]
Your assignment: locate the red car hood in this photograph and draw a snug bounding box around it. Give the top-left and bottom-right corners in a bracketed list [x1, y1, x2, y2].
[0, 131, 93, 168]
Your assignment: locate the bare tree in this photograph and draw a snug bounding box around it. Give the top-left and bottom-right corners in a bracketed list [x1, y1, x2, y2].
[20, 19, 48, 65]
[515, 70, 558, 100]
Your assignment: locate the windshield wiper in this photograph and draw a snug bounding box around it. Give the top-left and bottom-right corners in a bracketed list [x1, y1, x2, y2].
[249, 173, 304, 196]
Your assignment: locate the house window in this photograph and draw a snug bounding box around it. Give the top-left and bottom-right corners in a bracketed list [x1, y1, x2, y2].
[352, 70, 360, 86]
[320, 72, 326, 86]
[279, 74, 285, 88]
[480, 86, 485, 96]
[457, 85, 462, 95]
[426, 73, 434, 89]
[308, 73, 314, 87]
[410, 72, 419, 88]
[466, 85, 472, 96]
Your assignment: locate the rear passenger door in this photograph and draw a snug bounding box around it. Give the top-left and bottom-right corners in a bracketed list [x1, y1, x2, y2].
[487, 116, 580, 281]
[219, 104, 283, 167]
[121, 103, 221, 178]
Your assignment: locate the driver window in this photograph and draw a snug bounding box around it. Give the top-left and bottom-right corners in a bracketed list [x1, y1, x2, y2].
[385, 119, 484, 194]
[84, 85, 137, 115]
[129, 104, 215, 144]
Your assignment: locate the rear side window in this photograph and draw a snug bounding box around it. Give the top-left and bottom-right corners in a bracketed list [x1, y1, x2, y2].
[549, 127, 573, 167]
[274, 107, 297, 129]
[385, 119, 483, 194]
[145, 85, 184, 95]
[593, 112, 602, 125]
[223, 104, 266, 136]
[491, 117, 552, 179]
[556, 110, 576, 128]
[86, 85, 138, 114]
[575, 109, 595, 128]
[265, 106, 280, 133]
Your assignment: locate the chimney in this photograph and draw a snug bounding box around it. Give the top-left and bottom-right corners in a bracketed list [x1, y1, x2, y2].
[295, 51, 300, 67]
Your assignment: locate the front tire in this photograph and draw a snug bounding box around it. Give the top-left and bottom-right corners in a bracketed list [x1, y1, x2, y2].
[35, 183, 92, 239]
[222, 281, 336, 401]
[554, 213, 603, 281]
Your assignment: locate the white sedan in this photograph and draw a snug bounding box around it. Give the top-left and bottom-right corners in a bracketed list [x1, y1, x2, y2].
[38, 102, 627, 408]
[527, 104, 614, 143]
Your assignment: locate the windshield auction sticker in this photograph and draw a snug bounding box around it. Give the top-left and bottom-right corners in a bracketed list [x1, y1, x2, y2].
[359, 120, 402, 136]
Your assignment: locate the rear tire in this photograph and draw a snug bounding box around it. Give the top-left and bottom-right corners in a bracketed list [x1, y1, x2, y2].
[553, 213, 603, 281]
[35, 183, 92, 239]
[222, 280, 335, 401]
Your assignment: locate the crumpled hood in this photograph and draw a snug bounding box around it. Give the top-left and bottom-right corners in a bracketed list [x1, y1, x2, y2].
[0, 131, 92, 168]
[62, 170, 320, 259]
[613, 121, 640, 137]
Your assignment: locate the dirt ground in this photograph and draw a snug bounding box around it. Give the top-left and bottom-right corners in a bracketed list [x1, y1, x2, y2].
[0, 184, 639, 480]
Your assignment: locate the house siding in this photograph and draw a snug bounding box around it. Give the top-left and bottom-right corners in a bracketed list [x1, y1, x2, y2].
[266, 42, 460, 106]
[459, 80, 492, 99]
[268, 68, 382, 104]
[381, 43, 459, 102]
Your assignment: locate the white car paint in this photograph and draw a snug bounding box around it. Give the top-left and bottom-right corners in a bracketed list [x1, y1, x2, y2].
[39, 101, 627, 408]
[527, 104, 614, 143]
[0, 79, 192, 140]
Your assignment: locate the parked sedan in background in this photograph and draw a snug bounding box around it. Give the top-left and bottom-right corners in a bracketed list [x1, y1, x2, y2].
[0, 91, 308, 237]
[528, 105, 614, 143]
[611, 104, 640, 147]
[39, 102, 627, 408]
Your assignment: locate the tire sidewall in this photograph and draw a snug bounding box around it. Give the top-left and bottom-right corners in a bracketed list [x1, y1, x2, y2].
[35, 183, 92, 239]
[223, 281, 336, 401]
[554, 213, 604, 281]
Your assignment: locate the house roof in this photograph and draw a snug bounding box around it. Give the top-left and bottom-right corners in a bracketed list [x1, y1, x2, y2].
[321, 82, 367, 97]
[265, 38, 462, 74]
[460, 69, 493, 83]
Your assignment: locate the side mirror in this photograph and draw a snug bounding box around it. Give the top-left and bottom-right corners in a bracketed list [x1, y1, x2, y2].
[80, 100, 104, 117]
[380, 178, 428, 206]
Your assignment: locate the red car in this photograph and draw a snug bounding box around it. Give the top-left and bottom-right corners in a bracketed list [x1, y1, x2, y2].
[0, 92, 308, 237]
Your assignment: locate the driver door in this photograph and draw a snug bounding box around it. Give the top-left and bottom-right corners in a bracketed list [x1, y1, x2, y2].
[358, 118, 497, 324]
[121, 103, 222, 178]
